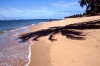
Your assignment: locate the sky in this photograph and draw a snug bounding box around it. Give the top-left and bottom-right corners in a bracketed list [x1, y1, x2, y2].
[0, 0, 86, 20]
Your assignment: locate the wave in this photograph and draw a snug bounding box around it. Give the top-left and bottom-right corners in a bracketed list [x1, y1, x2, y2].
[0, 21, 47, 34]
[0, 30, 6, 34]
[25, 42, 33, 66]
[0, 21, 49, 66]
[0, 26, 34, 66]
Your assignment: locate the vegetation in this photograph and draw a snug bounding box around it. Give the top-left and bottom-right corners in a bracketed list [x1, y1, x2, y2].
[79, 0, 100, 16]
[19, 1, 100, 42]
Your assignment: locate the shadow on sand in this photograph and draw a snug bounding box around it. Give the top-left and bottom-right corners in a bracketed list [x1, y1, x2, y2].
[19, 20, 100, 41]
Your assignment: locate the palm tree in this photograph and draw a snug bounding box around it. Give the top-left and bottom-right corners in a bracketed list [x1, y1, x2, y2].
[96, 0, 100, 13]
[78, 0, 88, 8]
[79, 0, 100, 16]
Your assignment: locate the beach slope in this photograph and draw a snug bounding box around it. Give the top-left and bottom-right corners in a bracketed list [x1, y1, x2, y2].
[20, 16, 100, 66]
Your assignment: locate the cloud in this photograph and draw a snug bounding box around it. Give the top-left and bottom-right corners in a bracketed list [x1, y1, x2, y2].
[52, 1, 78, 8]
[0, 7, 57, 19]
[8, 8, 23, 13]
[0, 5, 84, 20]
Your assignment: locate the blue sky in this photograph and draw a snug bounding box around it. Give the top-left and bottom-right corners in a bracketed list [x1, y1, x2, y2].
[0, 0, 86, 20]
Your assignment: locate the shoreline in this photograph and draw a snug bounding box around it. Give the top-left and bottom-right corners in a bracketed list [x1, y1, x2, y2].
[0, 21, 48, 35]
[0, 26, 33, 66]
[0, 19, 61, 35]
[21, 16, 100, 66]
[0, 16, 100, 66]
[0, 20, 59, 66]
[25, 43, 33, 66]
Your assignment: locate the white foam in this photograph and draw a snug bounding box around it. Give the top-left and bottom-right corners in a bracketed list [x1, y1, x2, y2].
[0, 21, 49, 66]
[0, 27, 34, 66]
[12, 27, 34, 66]
[4, 27, 29, 34]
[39, 22, 46, 24]
[31, 24, 35, 26]
[4, 30, 7, 32]
[25, 41, 34, 66]
[20, 27, 28, 29]
[24, 22, 50, 66]
[3, 21, 47, 34]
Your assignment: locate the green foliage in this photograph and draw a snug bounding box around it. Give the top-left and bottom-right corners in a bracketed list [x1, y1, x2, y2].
[79, 0, 100, 16]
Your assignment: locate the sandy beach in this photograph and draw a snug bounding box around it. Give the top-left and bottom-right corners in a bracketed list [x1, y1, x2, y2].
[20, 16, 100, 66]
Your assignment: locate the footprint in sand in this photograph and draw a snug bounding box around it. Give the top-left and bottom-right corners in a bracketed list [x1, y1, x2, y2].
[96, 45, 100, 47]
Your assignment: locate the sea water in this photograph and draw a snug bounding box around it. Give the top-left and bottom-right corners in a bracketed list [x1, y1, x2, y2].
[0, 19, 61, 66]
[0, 27, 33, 66]
[0, 19, 60, 34]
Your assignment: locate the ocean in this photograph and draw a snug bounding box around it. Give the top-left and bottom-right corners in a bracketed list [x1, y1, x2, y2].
[0, 19, 59, 34]
[0, 19, 60, 66]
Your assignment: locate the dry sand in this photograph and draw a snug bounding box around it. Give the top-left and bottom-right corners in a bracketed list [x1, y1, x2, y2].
[23, 16, 100, 66]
